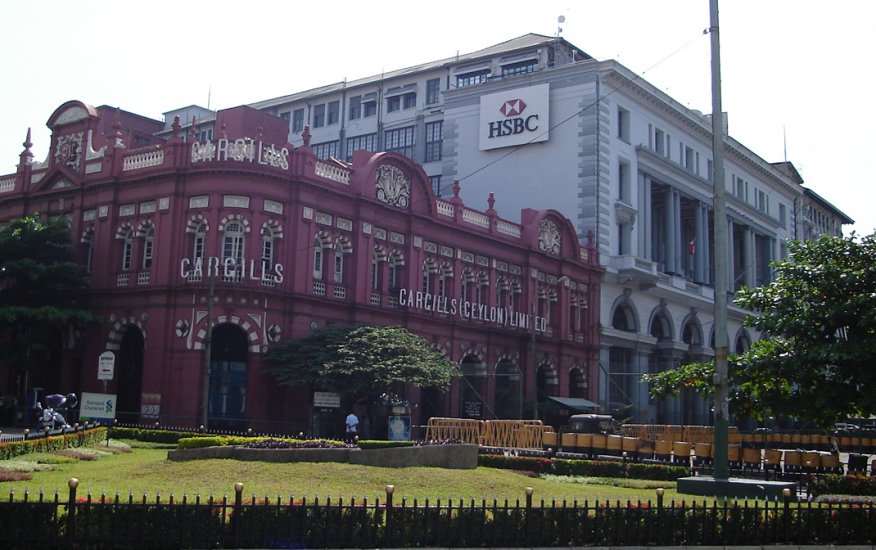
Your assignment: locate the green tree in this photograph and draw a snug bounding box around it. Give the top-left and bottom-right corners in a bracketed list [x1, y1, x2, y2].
[266, 324, 460, 397]
[643, 233, 876, 427]
[0, 215, 102, 384]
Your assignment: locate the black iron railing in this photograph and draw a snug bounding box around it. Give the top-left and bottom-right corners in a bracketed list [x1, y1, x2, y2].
[0, 480, 873, 549]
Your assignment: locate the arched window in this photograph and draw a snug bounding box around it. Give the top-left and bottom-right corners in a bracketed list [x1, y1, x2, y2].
[121, 229, 134, 271]
[261, 226, 275, 271]
[193, 222, 207, 260]
[371, 247, 384, 291]
[333, 241, 345, 284]
[388, 250, 404, 291]
[82, 227, 95, 275]
[312, 234, 330, 280]
[496, 276, 508, 308]
[142, 227, 154, 269]
[460, 268, 474, 302]
[475, 272, 489, 306]
[422, 258, 438, 294]
[223, 222, 244, 264]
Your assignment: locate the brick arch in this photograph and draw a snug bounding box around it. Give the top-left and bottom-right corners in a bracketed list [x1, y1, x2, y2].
[261, 219, 284, 239]
[185, 214, 209, 234]
[192, 314, 261, 353]
[372, 244, 388, 262]
[334, 235, 353, 254]
[459, 348, 486, 374]
[135, 219, 154, 237]
[80, 225, 95, 243]
[492, 354, 519, 375]
[218, 214, 251, 233]
[114, 222, 135, 239]
[105, 316, 146, 351]
[314, 230, 332, 248]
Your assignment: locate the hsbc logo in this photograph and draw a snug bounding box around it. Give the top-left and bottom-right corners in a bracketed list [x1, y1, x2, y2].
[480, 84, 549, 150]
[499, 99, 527, 117]
[488, 97, 539, 138]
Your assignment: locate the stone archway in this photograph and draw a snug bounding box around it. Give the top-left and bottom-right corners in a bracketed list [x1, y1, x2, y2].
[116, 326, 144, 423]
[209, 323, 249, 430]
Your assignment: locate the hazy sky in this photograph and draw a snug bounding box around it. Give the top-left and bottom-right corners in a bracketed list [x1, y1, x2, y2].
[2, 0, 872, 235]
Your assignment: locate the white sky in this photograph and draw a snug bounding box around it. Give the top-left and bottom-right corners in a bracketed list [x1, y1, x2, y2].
[2, 0, 873, 235]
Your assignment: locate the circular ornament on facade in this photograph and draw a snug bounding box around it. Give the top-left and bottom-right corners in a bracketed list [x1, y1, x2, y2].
[309, 321, 318, 331]
[375, 164, 410, 208]
[140, 312, 148, 322]
[538, 218, 561, 255]
[267, 324, 282, 343]
[175, 319, 190, 338]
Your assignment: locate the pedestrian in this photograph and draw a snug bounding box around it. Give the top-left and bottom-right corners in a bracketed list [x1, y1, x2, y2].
[345, 410, 359, 442]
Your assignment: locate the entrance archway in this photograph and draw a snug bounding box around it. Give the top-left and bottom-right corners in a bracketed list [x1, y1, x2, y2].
[493, 360, 521, 419]
[459, 354, 486, 419]
[116, 326, 144, 423]
[209, 324, 249, 430]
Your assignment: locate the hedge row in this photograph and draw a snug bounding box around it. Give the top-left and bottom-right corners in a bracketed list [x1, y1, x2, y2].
[478, 454, 689, 481]
[810, 474, 876, 497]
[356, 440, 415, 450]
[109, 426, 202, 444]
[0, 428, 108, 460]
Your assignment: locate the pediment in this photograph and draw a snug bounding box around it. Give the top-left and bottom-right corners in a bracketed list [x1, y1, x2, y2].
[36, 165, 82, 192]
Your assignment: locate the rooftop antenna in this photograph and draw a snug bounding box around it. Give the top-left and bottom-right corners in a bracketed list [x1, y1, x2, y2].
[783, 125, 787, 162]
[207, 85, 212, 110]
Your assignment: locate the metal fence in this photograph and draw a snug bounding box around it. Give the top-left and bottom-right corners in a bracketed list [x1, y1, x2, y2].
[1, 481, 873, 549]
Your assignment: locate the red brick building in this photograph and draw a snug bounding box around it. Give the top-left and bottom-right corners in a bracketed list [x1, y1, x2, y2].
[0, 100, 601, 435]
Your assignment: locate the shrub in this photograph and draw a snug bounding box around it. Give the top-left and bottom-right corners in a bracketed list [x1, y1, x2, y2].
[110, 427, 201, 444]
[809, 474, 876, 497]
[478, 454, 688, 481]
[0, 471, 32, 482]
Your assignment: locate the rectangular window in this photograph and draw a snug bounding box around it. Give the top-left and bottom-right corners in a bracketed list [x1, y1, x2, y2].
[327, 101, 340, 125]
[363, 100, 376, 117]
[757, 189, 768, 213]
[313, 104, 326, 128]
[402, 92, 416, 110]
[312, 140, 339, 160]
[292, 109, 304, 133]
[683, 145, 694, 171]
[384, 126, 415, 159]
[426, 78, 440, 105]
[279, 112, 291, 123]
[501, 60, 537, 77]
[387, 96, 401, 113]
[653, 128, 664, 156]
[424, 121, 443, 162]
[345, 133, 377, 162]
[429, 175, 442, 196]
[456, 69, 490, 88]
[617, 107, 630, 142]
[143, 237, 153, 269]
[618, 160, 630, 203]
[779, 203, 787, 228]
[349, 96, 362, 120]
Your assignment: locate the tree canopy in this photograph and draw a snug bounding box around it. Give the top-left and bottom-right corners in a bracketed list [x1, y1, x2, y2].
[0, 214, 102, 372]
[643, 233, 876, 427]
[266, 324, 460, 397]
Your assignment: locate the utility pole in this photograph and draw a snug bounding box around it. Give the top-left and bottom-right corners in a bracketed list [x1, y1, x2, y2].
[200, 266, 215, 429]
[709, 0, 730, 481]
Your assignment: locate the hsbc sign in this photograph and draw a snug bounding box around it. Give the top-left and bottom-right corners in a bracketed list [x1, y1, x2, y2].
[479, 84, 550, 151]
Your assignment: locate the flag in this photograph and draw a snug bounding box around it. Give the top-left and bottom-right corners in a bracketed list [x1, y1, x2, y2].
[688, 236, 696, 255]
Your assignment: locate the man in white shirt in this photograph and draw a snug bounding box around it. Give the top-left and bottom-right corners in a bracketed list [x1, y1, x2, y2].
[345, 411, 359, 442]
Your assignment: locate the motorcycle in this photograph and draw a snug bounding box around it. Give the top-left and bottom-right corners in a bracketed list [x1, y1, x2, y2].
[34, 393, 78, 430]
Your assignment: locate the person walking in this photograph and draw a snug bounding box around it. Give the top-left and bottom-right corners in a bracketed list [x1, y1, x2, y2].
[345, 410, 359, 442]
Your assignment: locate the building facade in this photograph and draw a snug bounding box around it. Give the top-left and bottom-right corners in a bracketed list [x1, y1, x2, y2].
[190, 34, 852, 424]
[0, 100, 601, 434]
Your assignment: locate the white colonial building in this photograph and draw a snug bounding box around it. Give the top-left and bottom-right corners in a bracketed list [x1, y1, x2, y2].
[172, 34, 852, 424]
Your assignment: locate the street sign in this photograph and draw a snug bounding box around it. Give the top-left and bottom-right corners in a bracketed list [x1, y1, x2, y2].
[98, 351, 115, 381]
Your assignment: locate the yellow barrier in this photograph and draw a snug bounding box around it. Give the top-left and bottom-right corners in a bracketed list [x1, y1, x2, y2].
[694, 442, 712, 459]
[542, 431, 558, 448]
[764, 449, 782, 467]
[742, 447, 761, 465]
[424, 417, 483, 444]
[576, 433, 594, 452]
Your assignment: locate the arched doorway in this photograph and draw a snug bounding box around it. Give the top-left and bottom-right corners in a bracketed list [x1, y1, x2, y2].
[209, 324, 249, 430]
[459, 354, 486, 419]
[116, 326, 144, 423]
[535, 363, 558, 421]
[493, 360, 521, 419]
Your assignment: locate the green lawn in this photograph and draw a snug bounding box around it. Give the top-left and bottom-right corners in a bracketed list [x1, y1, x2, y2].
[0, 440, 677, 504]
